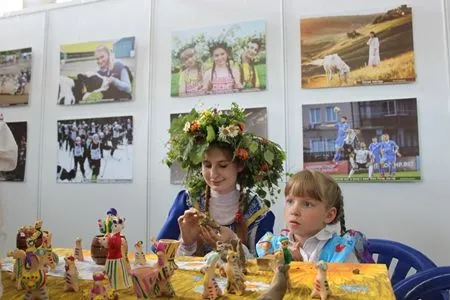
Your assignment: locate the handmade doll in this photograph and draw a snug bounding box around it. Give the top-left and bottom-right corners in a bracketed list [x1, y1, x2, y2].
[103, 216, 131, 290]
[311, 260, 331, 300]
[74, 237, 84, 261]
[134, 240, 146, 265]
[64, 255, 79, 292]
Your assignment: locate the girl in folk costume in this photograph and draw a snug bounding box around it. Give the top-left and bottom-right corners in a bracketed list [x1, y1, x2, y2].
[0, 113, 18, 299]
[103, 216, 131, 290]
[240, 39, 263, 89]
[203, 43, 243, 94]
[157, 103, 286, 257]
[178, 47, 205, 96]
[367, 31, 381, 67]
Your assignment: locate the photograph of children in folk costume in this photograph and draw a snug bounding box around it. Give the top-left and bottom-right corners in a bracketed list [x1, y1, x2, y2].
[171, 20, 266, 97]
[300, 5, 415, 88]
[302, 98, 420, 182]
[59, 37, 135, 105]
[0, 47, 32, 106]
[57, 116, 133, 183]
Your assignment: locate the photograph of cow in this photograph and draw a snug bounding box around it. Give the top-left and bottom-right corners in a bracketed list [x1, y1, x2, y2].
[302, 98, 420, 182]
[58, 37, 135, 105]
[0, 122, 27, 181]
[57, 115, 133, 183]
[0, 47, 32, 106]
[170, 107, 268, 184]
[301, 5, 415, 89]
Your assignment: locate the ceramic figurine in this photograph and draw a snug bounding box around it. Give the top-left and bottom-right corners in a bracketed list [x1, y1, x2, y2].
[153, 241, 176, 296]
[311, 260, 331, 300]
[202, 251, 222, 300]
[258, 240, 272, 257]
[89, 272, 108, 299]
[21, 253, 49, 300]
[278, 236, 292, 265]
[74, 237, 84, 261]
[134, 240, 146, 266]
[224, 250, 246, 295]
[7, 248, 26, 290]
[257, 264, 291, 300]
[216, 239, 247, 276]
[103, 216, 131, 290]
[64, 255, 79, 292]
[98, 208, 118, 236]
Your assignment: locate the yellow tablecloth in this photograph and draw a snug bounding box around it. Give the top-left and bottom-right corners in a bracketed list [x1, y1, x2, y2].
[2, 248, 395, 299]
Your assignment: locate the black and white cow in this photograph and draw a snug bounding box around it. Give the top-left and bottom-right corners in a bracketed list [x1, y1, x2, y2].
[58, 72, 110, 105]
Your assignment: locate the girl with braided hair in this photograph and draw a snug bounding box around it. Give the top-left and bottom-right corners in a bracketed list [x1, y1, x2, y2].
[262, 169, 372, 263]
[156, 103, 286, 257]
[203, 42, 242, 94]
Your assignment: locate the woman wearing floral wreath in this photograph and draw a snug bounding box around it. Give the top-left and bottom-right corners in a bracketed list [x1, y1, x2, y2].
[157, 103, 285, 257]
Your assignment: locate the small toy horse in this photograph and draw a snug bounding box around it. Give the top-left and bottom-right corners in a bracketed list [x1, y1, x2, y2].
[202, 251, 222, 300]
[311, 260, 331, 300]
[134, 240, 146, 265]
[74, 237, 84, 261]
[64, 255, 79, 292]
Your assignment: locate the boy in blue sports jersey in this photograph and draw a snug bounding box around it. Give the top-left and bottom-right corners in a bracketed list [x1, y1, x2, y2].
[380, 134, 401, 178]
[368, 137, 381, 178]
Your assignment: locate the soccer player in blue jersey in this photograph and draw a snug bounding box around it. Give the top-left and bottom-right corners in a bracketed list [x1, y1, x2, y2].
[322, 113, 349, 165]
[380, 134, 402, 178]
[368, 136, 381, 178]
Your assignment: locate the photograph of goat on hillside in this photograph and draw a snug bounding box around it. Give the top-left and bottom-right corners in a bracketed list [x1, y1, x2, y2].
[300, 5, 416, 89]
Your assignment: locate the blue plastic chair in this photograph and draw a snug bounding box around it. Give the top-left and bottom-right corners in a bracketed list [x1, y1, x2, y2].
[368, 239, 437, 285]
[394, 266, 450, 300]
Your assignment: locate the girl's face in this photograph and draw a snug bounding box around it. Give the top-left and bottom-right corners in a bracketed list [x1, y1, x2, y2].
[284, 195, 336, 240]
[184, 55, 197, 69]
[212, 47, 228, 66]
[246, 42, 259, 59]
[95, 50, 109, 69]
[202, 147, 243, 194]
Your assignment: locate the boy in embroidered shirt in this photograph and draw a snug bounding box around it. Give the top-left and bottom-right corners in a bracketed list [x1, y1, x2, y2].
[277, 169, 372, 263]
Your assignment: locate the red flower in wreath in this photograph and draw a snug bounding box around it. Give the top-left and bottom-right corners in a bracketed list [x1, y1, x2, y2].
[260, 162, 270, 172]
[190, 120, 200, 132]
[237, 123, 245, 132]
[235, 211, 244, 223]
[236, 148, 249, 160]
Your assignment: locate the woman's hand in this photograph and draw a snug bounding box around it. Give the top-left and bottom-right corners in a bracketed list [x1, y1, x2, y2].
[199, 225, 237, 249]
[177, 208, 201, 246]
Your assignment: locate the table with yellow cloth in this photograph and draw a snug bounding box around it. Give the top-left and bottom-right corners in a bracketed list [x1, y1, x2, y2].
[2, 248, 395, 299]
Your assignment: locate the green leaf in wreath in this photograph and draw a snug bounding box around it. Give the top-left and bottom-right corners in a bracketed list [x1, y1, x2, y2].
[206, 125, 216, 142]
[264, 150, 274, 165]
[249, 141, 258, 154]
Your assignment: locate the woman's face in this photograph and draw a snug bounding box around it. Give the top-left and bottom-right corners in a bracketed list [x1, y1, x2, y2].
[212, 47, 228, 66]
[246, 42, 259, 59]
[95, 50, 109, 69]
[201, 147, 243, 194]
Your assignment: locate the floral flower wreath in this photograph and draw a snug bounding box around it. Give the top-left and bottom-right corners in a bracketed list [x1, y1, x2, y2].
[165, 102, 286, 207]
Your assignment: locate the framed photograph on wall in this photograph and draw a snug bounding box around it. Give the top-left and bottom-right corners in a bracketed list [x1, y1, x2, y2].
[58, 37, 136, 105]
[57, 116, 133, 183]
[0, 47, 32, 106]
[170, 107, 268, 184]
[300, 5, 415, 89]
[0, 121, 27, 181]
[171, 20, 266, 97]
[302, 98, 420, 182]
